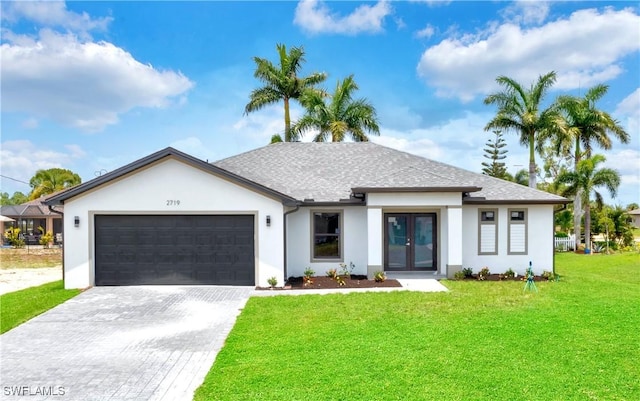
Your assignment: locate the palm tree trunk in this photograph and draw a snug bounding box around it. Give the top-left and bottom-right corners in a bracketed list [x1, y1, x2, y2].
[584, 199, 591, 253]
[528, 134, 536, 188]
[573, 138, 583, 249]
[284, 97, 291, 142]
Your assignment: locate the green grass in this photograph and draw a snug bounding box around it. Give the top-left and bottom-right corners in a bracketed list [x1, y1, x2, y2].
[195, 252, 640, 401]
[0, 280, 81, 334]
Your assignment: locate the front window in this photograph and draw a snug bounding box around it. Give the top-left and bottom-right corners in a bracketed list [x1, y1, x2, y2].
[312, 212, 342, 260]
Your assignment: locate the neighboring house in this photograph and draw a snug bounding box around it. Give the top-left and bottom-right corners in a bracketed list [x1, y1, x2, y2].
[45, 143, 568, 289]
[628, 209, 640, 228]
[1, 194, 64, 245]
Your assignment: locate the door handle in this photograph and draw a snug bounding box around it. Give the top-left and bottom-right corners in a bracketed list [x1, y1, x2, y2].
[406, 238, 411, 246]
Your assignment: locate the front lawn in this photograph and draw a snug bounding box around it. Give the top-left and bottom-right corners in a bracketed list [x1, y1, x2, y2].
[0, 280, 81, 334]
[195, 252, 640, 400]
[0, 248, 62, 269]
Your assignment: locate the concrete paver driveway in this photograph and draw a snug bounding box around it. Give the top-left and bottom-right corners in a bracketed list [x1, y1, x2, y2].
[0, 286, 253, 401]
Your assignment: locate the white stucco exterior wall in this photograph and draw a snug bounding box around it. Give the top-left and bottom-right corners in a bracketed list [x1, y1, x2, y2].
[62, 158, 285, 288]
[462, 204, 555, 275]
[286, 207, 368, 277]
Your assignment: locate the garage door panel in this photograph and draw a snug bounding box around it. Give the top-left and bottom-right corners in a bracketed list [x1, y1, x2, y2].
[95, 215, 255, 286]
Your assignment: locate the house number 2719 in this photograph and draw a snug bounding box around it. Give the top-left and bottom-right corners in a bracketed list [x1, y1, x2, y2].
[166, 200, 181, 206]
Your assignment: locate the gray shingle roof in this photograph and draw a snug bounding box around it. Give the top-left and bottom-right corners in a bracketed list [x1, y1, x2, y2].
[214, 142, 568, 204]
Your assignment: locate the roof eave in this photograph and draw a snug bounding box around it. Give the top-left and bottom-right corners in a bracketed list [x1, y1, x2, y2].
[351, 186, 482, 194]
[463, 198, 571, 205]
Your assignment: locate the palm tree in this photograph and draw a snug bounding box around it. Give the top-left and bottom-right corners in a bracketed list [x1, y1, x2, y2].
[484, 71, 562, 188]
[29, 168, 81, 200]
[552, 84, 630, 245]
[557, 154, 620, 253]
[292, 75, 380, 142]
[244, 43, 327, 142]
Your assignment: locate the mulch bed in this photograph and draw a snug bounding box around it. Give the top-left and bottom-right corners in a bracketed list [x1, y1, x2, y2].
[459, 274, 549, 282]
[256, 275, 402, 291]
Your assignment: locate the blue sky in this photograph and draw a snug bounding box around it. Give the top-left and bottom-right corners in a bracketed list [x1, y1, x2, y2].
[1, 0, 639, 206]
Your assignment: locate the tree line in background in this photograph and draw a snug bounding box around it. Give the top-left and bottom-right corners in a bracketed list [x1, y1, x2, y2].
[481, 71, 631, 252]
[1, 168, 81, 205]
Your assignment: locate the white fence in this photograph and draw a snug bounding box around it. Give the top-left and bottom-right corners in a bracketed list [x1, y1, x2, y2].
[554, 234, 576, 251]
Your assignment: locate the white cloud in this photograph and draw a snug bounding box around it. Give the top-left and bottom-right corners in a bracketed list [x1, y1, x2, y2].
[1, 1, 112, 34]
[501, 1, 550, 25]
[294, 0, 392, 35]
[1, 28, 194, 132]
[415, 24, 434, 39]
[417, 7, 640, 101]
[615, 88, 640, 136]
[0, 140, 87, 192]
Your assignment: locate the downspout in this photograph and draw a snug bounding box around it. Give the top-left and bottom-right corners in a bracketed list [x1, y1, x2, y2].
[283, 203, 301, 281]
[48, 205, 65, 283]
[552, 203, 569, 276]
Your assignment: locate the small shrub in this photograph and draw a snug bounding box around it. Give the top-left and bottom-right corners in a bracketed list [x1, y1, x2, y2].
[477, 266, 491, 281]
[326, 268, 338, 279]
[373, 271, 386, 282]
[462, 267, 473, 278]
[339, 262, 355, 276]
[267, 277, 278, 288]
[504, 268, 516, 278]
[303, 267, 315, 278]
[453, 271, 465, 280]
[38, 227, 54, 248]
[542, 270, 556, 281]
[5, 227, 24, 248]
[554, 231, 568, 238]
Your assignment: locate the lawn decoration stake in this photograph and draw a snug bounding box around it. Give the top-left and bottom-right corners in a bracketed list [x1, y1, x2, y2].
[523, 261, 538, 293]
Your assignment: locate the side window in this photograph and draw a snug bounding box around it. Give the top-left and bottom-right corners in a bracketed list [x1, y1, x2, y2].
[478, 209, 498, 255]
[508, 209, 527, 255]
[312, 211, 342, 260]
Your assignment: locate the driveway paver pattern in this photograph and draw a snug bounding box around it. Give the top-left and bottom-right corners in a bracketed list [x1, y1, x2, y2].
[0, 286, 253, 401]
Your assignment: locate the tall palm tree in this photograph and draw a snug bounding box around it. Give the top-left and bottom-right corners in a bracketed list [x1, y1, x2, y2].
[29, 168, 81, 200]
[484, 71, 562, 188]
[557, 154, 620, 253]
[244, 43, 327, 142]
[292, 75, 380, 142]
[552, 84, 630, 245]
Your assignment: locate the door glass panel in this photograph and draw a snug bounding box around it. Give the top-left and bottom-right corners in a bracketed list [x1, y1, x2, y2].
[414, 215, 434, 270]
[387, 215, 407, 269]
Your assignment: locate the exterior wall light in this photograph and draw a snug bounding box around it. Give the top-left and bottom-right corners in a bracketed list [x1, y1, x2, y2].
[74, 216, 80, 227]
[266, 215, 271, 227]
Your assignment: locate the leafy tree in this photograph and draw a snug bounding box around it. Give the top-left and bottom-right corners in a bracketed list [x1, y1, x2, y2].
[555, 209, 573, 234]
[626, 203, 639, 211]
[504, 168, 529, 186]
[0, 191, 28, 205]
[245, 43, 327, 142]
[592, 205, 634, 249]
[557, 155, 620, 252]
[484, 71, 563, 188]
[29, 168, 81, 200]
[481, 130, 508, 179]
[292, 75, 380, 142]
[552, 84, 630, 248]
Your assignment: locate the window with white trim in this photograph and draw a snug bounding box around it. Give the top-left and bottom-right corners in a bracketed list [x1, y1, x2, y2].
[478, 209, 498, 255]
[508, 209, 527, 255]
[312, 211, 342, 260]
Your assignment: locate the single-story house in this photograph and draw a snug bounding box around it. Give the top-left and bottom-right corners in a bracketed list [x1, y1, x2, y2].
[45, 142, 569, 289]
[1, 194, 64, 245]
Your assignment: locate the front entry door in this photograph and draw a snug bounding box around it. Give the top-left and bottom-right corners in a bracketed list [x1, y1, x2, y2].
[385, 213, 437, 271]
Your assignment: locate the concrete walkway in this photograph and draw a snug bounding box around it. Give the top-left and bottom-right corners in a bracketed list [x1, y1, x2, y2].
[0, 286, 253, 401]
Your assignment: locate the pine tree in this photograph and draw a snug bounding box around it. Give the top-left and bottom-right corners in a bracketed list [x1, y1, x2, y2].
[481, 130, 508, 179]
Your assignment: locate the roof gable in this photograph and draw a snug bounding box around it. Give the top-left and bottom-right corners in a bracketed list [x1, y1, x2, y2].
[45, 147, 297, 205]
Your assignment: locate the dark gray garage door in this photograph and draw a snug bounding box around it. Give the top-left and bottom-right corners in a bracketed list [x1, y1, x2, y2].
[95, 215, 254, 286]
